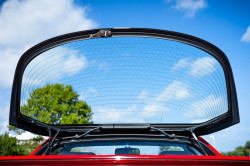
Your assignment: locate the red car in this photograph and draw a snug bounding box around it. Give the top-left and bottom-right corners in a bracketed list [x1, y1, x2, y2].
[1, 28, 250, 165]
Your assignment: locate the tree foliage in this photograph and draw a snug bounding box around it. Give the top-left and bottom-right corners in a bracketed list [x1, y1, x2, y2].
[0, 132, 28, 156]
[245, 141, 250, 150]
[159, 146, 182, 154]
[21, 83, 93, 125]
[221, 141, 250, 156]
[2, 83, 93, 156]
[7, 125, 25, 135]
[21, 136, 45, 154]
[0, 132, 45, 156]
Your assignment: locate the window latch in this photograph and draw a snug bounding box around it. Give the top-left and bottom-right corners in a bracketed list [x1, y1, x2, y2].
[90, 30, 112, 39]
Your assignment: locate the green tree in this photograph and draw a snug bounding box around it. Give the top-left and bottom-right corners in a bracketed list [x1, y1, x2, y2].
[245, 141, 250, 150]
[21, 136, 45, 154]
[220, 140, 250, 156]
[7, 125, 25, 135]
[21, 83, 93, 125]
[4, 83, 93, 156]
[70, 147, 81, 152]
[159, 146, 183, 154]
[0, 132, 28, 156]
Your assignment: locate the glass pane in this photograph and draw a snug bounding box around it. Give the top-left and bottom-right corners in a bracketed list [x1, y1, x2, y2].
[20, 37, 228, 125]
[51, 140, 203, 155]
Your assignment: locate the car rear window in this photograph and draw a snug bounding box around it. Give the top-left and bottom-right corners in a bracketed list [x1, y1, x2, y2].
[21, 37, 228, 125]
[51, 140, 203, 155]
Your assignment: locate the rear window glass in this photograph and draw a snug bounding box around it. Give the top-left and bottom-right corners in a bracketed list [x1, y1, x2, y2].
[51, 140, 202, 155]
[21, 37, 228, 125]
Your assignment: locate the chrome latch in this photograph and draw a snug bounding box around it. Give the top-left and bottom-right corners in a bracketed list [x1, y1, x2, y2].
[90, 30, 112, 39]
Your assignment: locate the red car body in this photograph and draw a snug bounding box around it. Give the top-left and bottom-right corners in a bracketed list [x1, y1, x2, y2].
[1, 133, 249, 165]
[1, 141, 250, 166]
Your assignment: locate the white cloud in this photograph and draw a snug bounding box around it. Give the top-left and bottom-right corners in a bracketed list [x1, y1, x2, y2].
[0, 0, 96, 48]
[190, 57, 217, 77]
[0, 0, 97, 134]
[92, 103, 168, 124]
[9, 131, 48, 140]
[137, 90, 149, 101]
[79, 87, 98, 100]
[186, 95, 227, 120]
[141, 105, 169, 119]
[0, 0, 97, 89]
[142, 104, 164, 113]
[92, 105, 147, 123]
[156, 80, 190, 101]
[63, 54, 88, 76]
[241, 25, 250, 43]
[22, 46, 88, 87]
[9, 131, 36, 140]
[172, 57, 217, 77]
[166, 0, 207, 18]
[136, 81, 190, 121]
[138, 81, 190, 104]
[191, 118, 208, 123]
[0, 48, 24, 89]
[172, 58, 189, 71]
[20, 47, 89, 107]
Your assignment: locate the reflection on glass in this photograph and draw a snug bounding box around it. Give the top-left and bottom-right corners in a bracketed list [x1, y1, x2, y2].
[21, 83, 93, 125]
[21, 37, 228, 124]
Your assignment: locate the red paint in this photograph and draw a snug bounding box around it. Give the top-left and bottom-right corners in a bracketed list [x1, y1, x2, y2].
[3, 137, 248, 165]
[40, 138, 50, 146]
[30, 138, 50, 156]
[197, 136, 209, 145]
[29, 146, 41, 156]
[1, 155, 250, 165]
[198, 136, 221, 156]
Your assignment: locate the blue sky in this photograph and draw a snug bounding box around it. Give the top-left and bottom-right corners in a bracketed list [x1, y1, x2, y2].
[0, 0, 250, 152]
